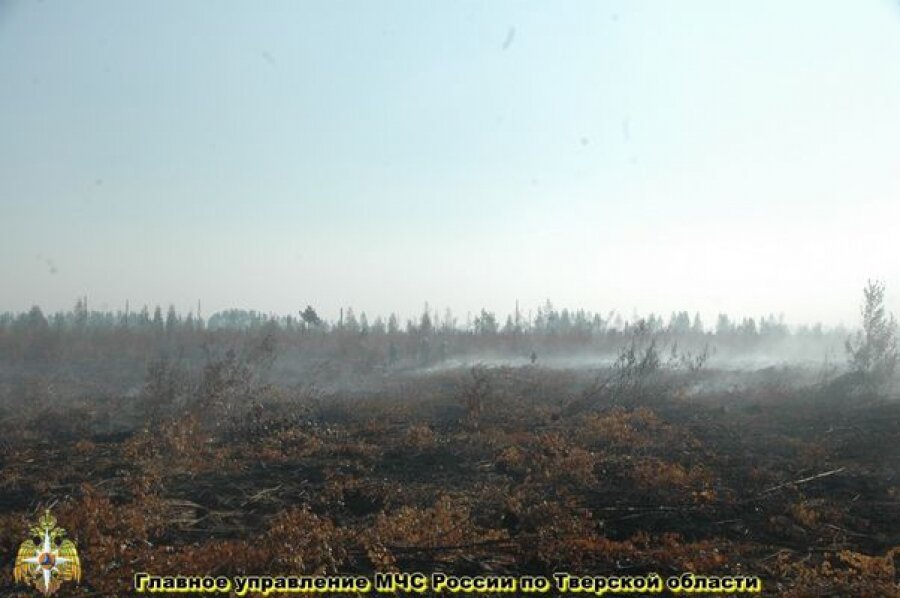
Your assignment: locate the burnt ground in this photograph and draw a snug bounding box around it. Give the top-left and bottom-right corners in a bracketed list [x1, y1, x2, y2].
[0, 366, 898, 597]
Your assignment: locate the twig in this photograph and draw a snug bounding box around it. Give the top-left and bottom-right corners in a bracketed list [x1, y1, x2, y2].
[823, 523, 879, 539]
[758, 467, 846, 496]
[240, 484, 283, 506]
[561, 376, 612, 416]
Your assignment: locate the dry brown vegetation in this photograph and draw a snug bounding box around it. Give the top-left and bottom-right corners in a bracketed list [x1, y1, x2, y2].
[0, 359, 898, 597]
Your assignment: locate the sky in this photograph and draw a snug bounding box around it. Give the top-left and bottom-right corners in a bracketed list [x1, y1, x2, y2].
[1, 0, 899, 327]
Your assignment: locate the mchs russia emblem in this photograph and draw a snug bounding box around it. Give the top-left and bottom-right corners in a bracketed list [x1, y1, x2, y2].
[14, 510, 81, 596]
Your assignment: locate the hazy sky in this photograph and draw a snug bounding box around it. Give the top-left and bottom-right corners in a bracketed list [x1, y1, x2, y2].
[2, 0, 899, 326]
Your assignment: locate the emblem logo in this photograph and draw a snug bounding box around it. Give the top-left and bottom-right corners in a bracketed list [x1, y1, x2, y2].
[14, 510, 81, 596]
